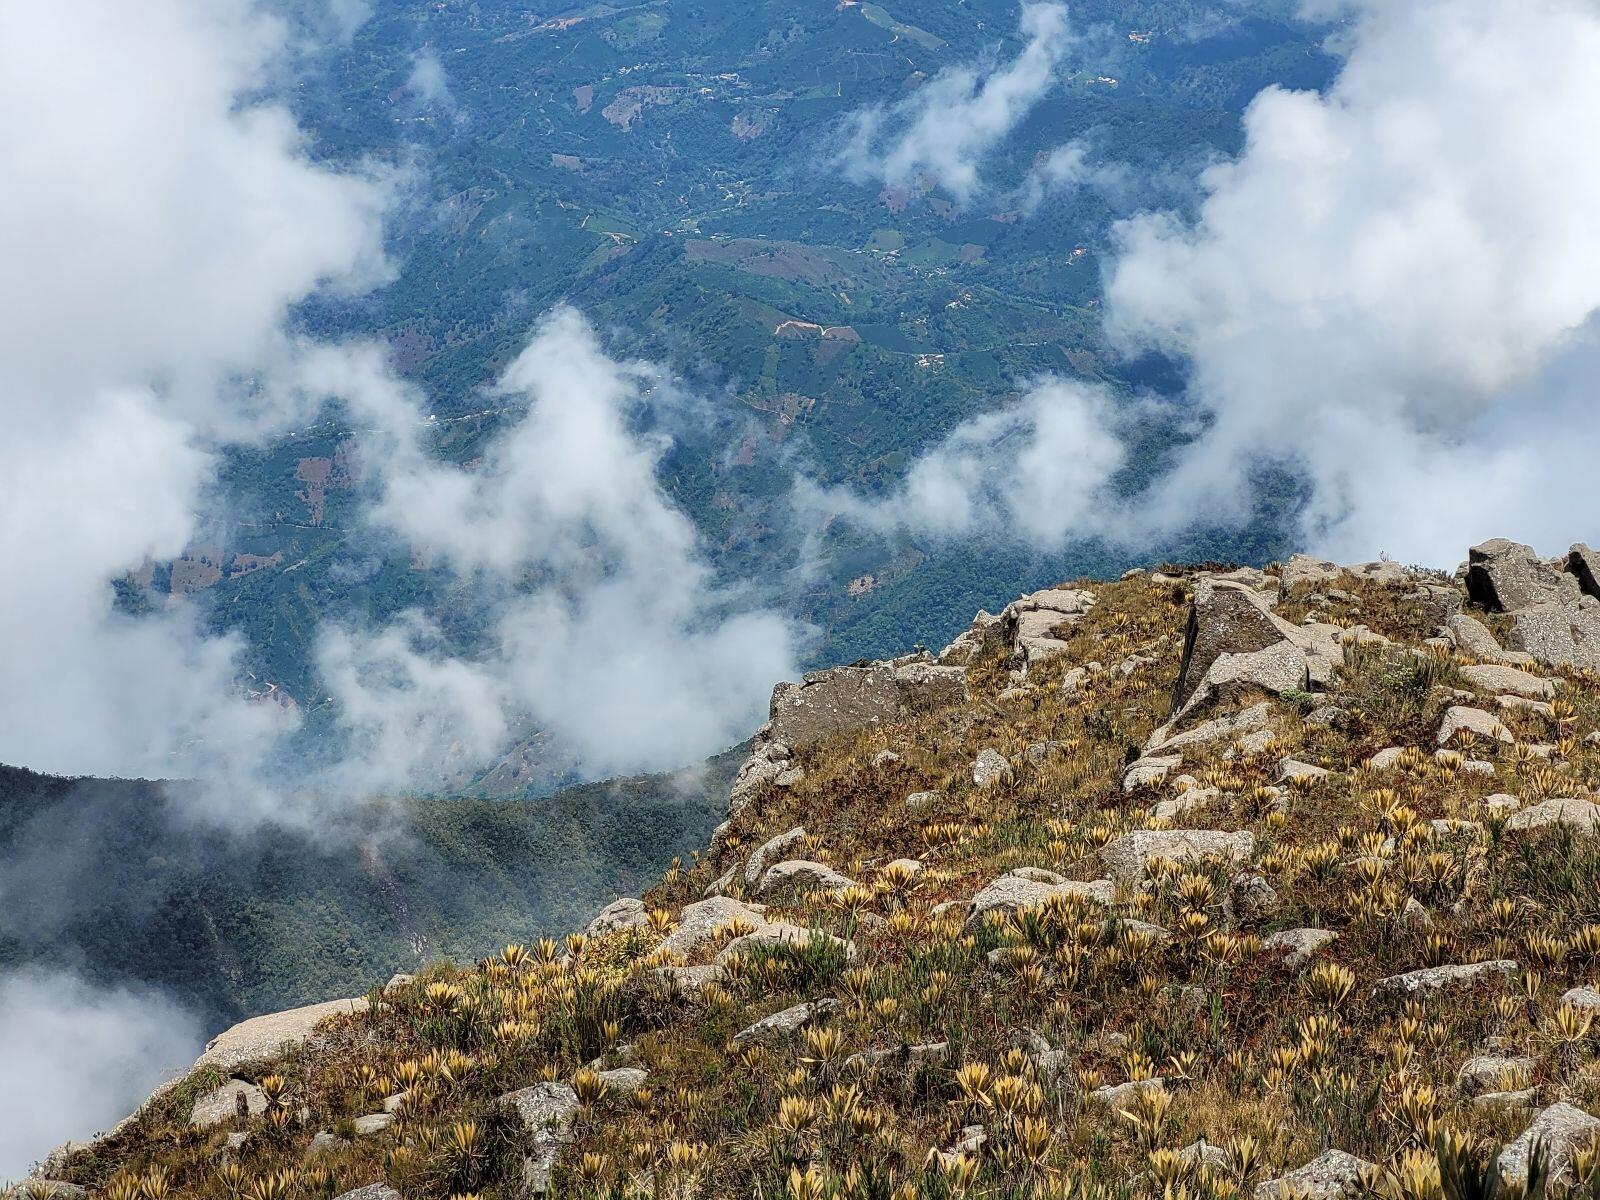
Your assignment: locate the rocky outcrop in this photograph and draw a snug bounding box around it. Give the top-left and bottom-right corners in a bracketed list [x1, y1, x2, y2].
[730, 653, 968, 813]
[767, 654, 968, 747]
[1279, 554, 1412, 596]
[660, 896, 767, 959]
[587, 897, 649, 935]
[998, 588, 1097, 673]
[197, 998, 363, 1074]
[1465, 539, 1600, 670]
[191, 1079, 266, 1127]
[1170, 580, 1341, 720]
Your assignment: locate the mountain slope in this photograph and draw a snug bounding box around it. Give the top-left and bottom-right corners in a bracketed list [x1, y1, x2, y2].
[0, 754, 737, 1033]
[27, 538, 1600, 1200]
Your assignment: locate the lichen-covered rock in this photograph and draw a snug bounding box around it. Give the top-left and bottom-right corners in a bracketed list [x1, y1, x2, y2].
[968, 870, 1113, 923]
[1264, 928, 1337, 968]
[755, 859, 859, 898]
[659, 896, 766, 959]
[191, 1079, 267, 1128]
[1498, 1102, 1600, 1191]
[1253, 1150, 1374, 1200]
[1504, 797, 1600, 834]
[972, 747, 1010, 787]
[1373, 960, 1517, 996]
[499, 1082, 579, 1196]
[587, 897, 648, 936]
[1100, 829, 1254, 886]
[1506, 601, 1600, 671]
[331, 1188, 400, 1200]
[744, 827, 808, 887]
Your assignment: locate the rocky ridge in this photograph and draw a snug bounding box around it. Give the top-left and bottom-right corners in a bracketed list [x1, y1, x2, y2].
[19, 538, 1600, 1200]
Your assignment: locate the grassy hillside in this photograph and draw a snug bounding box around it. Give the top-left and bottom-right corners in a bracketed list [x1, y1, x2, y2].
[47, 559, 1600, 1200]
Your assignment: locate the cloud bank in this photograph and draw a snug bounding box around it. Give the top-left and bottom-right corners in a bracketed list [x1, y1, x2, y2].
[310, 309, 800, 787]
[0, 0, 390, 782]
[0, 971, 199, 1180]
[826, 0, 1600, 566]
[835, 2, 1074, 204]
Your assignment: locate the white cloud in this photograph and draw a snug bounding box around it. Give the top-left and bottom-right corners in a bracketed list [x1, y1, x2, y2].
[825, 0, 1600, 565]
[0, 970, 199, 1181]
[1104, 0, 1600, 563]
[311, 309, 801, 785]
[802, 379, 1127, 550]
[835, 2, 1074, 204]
[0, 0, 391, 782]
[1017, 137, 1135, 213]
[406, 48, 457, 112]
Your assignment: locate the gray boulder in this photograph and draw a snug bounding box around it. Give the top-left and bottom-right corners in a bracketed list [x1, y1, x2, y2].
[1467, 539, 1577, 611]
[1264, 928, 1337, 969]
[744, 827, 808, 887]
[659, 896, 767, 959]
[1100, 830, 1254, 886]
[332, 1189, 400, 1200]
[500, 1082, 579, 1196]
[1560, 986, 1600, 1011]
[1001, 588, 1097, 670]
[972, 748, 1010, 788]
[587, 897, 649, 936]
[1438, 706, 1513, 746]
[968, 870, 1113, 923]
[1457, 1054, 1535, 1097]
[191, 1079, 267, 1128]
[755, 860, 858, 898]
[1505, 797, 1600, 835]
[1460, 664, 1556, 699]
[1254, 1150, 1374, 1200]
[1499, 1102, 1600, 1191]
[732, 999, 838, 1048]
[766, 657, 968, 749]
[1373, 960, 1517, 996]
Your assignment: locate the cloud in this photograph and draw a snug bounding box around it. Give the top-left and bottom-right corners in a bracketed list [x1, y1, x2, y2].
[824, 0, 1600, 567]
[800, 379, 1128, 550]
[0, 970, 200, 1181]
[406, 48, 458, 112]
[308, 309, 801, 786]
[1103, 0, 1600, 563]
[1016, 137, 1135, 213]
[835, 2, 1074, 204]
[0, 0, 391, 783]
